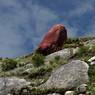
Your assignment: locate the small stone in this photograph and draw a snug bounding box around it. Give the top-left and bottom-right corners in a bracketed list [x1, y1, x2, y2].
[88, 56, 95, 62]
[25, 63, 33, 68]
[7, 93, 14, 95]
[86, 91, 91, 95]
[65, 91, 75, 95]
[88, 56, 95, 65]
[76, 84, 87, 94]
[47, 93, 61, 95]
[90, 61, 95, 65]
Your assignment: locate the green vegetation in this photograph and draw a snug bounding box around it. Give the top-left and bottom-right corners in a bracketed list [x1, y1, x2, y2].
[87, 65, 95, 94]
[1, 58, 17, 71]
[76, 46, 89, 57]
[18, 86, 66, 95]
[90, 45, 95, 52]
[64, 38, 84, 48]
[0, 57, 2, 60]
[28, 65, 52, 79]
[31, 53, 45, 67]
[88, 83, 95, 95]
[88, 65, 95, 82]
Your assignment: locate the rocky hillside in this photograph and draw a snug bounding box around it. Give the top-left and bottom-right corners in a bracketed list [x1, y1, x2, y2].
[0, 37, 95, 95]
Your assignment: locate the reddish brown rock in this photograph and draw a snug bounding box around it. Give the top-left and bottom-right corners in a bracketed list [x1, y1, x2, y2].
[38, 24, 67, 55]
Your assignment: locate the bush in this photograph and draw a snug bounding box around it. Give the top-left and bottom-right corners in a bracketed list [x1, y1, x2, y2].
[88, 65, 95, 82]
[76, 46, 89, 57]
[1, 58, 17, 71]
[0, 57, 2, 60]
[64, 38, 83, 48]
[90, 45, 95, 52]
[32, 53, 45, 67]
[28, 65, 52, 79]
[88, 83, 95, 95]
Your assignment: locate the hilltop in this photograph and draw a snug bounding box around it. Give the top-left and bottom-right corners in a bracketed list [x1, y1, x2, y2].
[0, 37, 95, 95]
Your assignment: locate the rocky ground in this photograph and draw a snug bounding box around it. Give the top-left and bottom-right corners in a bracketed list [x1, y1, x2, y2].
[0, 37, 95, 95]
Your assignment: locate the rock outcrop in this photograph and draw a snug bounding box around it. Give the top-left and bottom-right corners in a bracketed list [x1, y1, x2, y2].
[40, 60, 89, 90]
[45, 47, 79, 63]
[38, 24, 67, 55]
[0, 77, 30, 95]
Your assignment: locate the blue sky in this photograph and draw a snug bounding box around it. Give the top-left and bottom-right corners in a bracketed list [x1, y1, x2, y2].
[0, 0, 95, 58]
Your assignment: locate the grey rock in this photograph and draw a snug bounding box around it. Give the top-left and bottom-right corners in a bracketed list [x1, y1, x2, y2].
[88, 56, 95, 62]
[90, 61, 95, 65]
[65, 91, 75, 95]
[45, 48, 79, 63]
[88, 56, 95, 65]
[84, 39, 95, 47]
[0, 77, 30, 95]
[25, 63, 33, 69]
[76, 84, 87, 94]
[40, 60, 89, 90]
[47, 93, 61, 95]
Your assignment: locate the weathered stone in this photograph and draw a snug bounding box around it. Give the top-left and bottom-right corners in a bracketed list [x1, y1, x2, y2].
[76, 84, 87, 94]
[45, 47, 79, 63]
[88, 56, 95, 62]
[65, 91, 75, 95]
[88, 56, 95, 65]
[40, 60, 89, 90]
[84, 39, 95, 47]
[0, 77, 30, 95]
[47, 93, 61, 95]
[38, 24, 67, 55]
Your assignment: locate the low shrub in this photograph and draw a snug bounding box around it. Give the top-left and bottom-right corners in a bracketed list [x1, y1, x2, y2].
[88, 83, 95, 95]
[88, 65, 95, 82]
[76, 46, 89, 57]
[90, 45, 95, 52]
[28, 65, 52, 79]
[1, 58, 17, 71]
[31, 53, 45, 67]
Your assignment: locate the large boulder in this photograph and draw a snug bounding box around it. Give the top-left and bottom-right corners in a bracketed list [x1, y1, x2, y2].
[38, 24, 67, 55]
[45, 47, 79, 62]
[40, 60, 89, 90]
[0, 77, 30, 95]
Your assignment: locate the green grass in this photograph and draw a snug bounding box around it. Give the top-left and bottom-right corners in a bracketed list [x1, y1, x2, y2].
[88, 83, 95, 95]
[1, 58, 17, 71]
[31, 53, 45, 67]
[28, 65, 52, 79]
